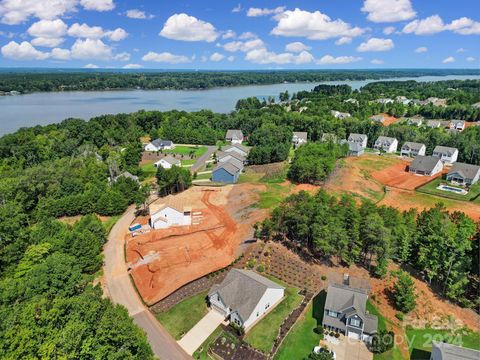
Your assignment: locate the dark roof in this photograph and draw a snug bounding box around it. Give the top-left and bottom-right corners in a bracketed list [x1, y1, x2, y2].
[217, 151, 246, 162]
[348, 133, 367, 142]
[402, 142, 426, 151]
[431, 342, 480, 360]
[448, 163, 480, 180]
[433, 146, 458, 156]
[151, 139, 173, 147]
[410, 155, 442, 172]
[226, 129, 244, 140]
[208, 269, 284, 321]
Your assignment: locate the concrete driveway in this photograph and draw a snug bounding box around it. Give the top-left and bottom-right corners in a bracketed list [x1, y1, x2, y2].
[322, 334, 373, 360]
[177, 309, 224, 355]
[191, 145, 216, 173]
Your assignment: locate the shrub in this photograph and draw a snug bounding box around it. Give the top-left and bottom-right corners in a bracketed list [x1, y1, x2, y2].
[256, 264, 265, 272]
[321, 275, 327, 281]
[371, 330, 394, 353]
[314, 325, 324, 335]
[246, 258, 256, 269]
[334, 333, 340, 338]
[395, 313, 404, 321]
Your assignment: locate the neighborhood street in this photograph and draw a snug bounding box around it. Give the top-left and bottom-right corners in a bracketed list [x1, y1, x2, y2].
[103, 206, 191, 360]
[190, 145, 216, 173]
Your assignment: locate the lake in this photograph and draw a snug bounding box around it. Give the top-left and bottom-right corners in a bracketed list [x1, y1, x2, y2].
[1, 74, 479, 136]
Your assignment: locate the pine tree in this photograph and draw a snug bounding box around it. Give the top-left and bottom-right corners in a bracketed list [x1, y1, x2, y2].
[393, 270, 416, 313]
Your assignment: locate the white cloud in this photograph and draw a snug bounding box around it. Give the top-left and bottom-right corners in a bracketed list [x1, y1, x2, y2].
[50, 47, 70, 60]
[245, 48, 314, 65]
[361, 0, 416, 23]
[223, 39, 264, 52]
[80, 0, 114, 12]
[442, 56, 455, 64]
[160, 13, 218, 42]
[142, 51, 191, 64]
[67, 23, 127, 41]
[357, 38, 394, 52]
[222, 30, 236, 39]
[125, 9, 154, 19]
[383, 26, 396, 35]
[113, 52, 130, 61]
[238, 32, 257, 40]
[210, 52, 225, 61]
[31, 37, 64, 47]
[227, 55, 235, 61]
[271, 8, 365, 40]
[402, 15, 445, 35]
[83, 63, 99, 68]
[285, 41, 311, 53]
[466, 56, 475, 62]
[106, 28, 128, 41]
[123, 63, 142, 69]
[415, 46, 428, 53]
[1, 40, 48, 60]
[445, 17, 480, 35]
[316, 55, 362, 65]
[71, 38, 112, 60]
[27, 19, 67, 38]
[247, 6, 285, 17]
[371, 59, 384, 65]
[232, 4, 242, 13]
[335, 37, 352, 45]
[456, 48, 466, 53]
[0, 0, 77, 25]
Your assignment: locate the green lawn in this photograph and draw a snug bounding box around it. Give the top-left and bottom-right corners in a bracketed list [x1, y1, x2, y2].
[417, 177, 480, 202]
[274, 292, 326, 360]
[181, 159, 196, 166]
[156, 291, 209, 340]
[140, 162, 157, 179]
[258, 183, 293, 209]
[193, 326, 223, 360]
[406, 327, 480, 360]
[164, 145, 208, 157]
[102, 215, 120, 233]
[195, 172, 212, 180]
[244, 281, 303, 353]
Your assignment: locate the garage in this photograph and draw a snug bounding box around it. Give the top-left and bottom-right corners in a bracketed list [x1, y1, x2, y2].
[348, 331, 360, 340]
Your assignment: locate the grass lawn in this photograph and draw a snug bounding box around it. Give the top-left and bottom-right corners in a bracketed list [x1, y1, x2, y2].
[156, 291, 209, 340]
[417, 178, 480, 202]
[406, 327, 480, 360]
[355, 154, 400, 171]
[244, 280, 303, 353]
[164, 145, 208, 157]
[193, 326, 223, 360]
[195, 172, 212, 180]
[141, 162, 157, 179]
[258, 183, 293, 209]
[181, 159, 196, 166]
[274, 292, 326, 360]
[103, 215, 120, 233]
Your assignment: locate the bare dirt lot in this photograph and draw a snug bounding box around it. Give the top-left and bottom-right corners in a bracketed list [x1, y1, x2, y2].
[126, 184, 268, 305]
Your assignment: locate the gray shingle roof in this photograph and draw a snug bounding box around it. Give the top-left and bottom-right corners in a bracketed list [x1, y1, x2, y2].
[209, 269, 284, 321]
[433, 146, 458, 157]
[431, 341, 480, 360]
[448, 163, 480, 180]
[402, 142, 425, 151]
[223, 143, 249, 154]
[217, 151, 246, 162]
[375, 136, 397, 146]
[151, 139, 173, 147]
[213, 161, 241, 176]
[162, 155, 181, 165]
[293, 132, 308, 141]
[348, 133, 367, 143]
[226, 129, 244, 140]
[410, 155, 442, 173]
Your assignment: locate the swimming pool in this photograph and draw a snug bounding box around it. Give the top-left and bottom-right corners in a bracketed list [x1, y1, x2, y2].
[436, 184, 468, 195]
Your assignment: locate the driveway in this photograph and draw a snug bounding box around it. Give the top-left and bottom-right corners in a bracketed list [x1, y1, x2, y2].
[103, 206, 191, 360]
[322, 334, 373, 360]
[177, 310, 225, 355]
[191, 145, 216, 173]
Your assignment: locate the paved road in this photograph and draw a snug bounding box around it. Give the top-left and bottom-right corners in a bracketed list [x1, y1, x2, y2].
[103, 206, 191, 360]
[191, 145, 216, 173]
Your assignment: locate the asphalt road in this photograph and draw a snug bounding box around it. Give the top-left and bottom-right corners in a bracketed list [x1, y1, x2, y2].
[190, 145, 216, 173]
[103, 206, 191, 360]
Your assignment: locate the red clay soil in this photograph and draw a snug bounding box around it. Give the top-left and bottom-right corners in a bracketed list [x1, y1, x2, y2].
[380, 114, 400, 126]
[126, 184, 266, 305]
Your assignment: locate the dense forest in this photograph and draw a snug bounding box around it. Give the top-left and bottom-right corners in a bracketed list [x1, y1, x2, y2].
[0, 69, 479, 93]
[258, 190, 479, 308]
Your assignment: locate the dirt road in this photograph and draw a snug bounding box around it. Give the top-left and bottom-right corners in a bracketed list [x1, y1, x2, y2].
[103, 206, 191, 360]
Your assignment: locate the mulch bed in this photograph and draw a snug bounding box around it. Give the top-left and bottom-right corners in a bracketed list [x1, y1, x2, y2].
[210, 326, 267, 360]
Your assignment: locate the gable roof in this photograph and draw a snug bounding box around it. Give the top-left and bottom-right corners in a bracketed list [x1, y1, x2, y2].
[293, 131, 308, 141]
[149, 195, 191, 215]
[402, 142, 426, 151]
[410, 155, 442, 172]
[151, 139, 173, 147]
[433, 146, 458, 156]
[217, 151, 246, 162]
[431, 341, 480, 360]
[213, 162, 241, 176]
[348, 133, 367, 142]
[375, 136, 397, 145]
[223, 143, 249, 154]
[159, 155, 181, 165]
[208, 269, 284, 321]
[226, 129, 244, 140]
[448, 162, 480, 179]
[325, 283, 368, 315]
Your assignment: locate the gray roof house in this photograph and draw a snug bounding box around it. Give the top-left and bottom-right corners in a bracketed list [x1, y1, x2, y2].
[226, 129, 244, 144]
[432, 146, 459, 164]
[208, 269, 285, 330]
[292, 132, 308, 148]
[348, 133, 368, 148]
[401, 142, 426, 157]
[431, 341, 480, 360]
[409, 156, 443, 176]
[449, 120, 466, 131]
[112, 171, 140, 184]
[404, 115, 424, 126]
[426, 120, 442, 128]
[373, 136, 398, 153]
[347, 142, 364, 157]
[145, 139, 174, 151]
[223, 144, 249, 157]
[447, 163, 480, 186]
[322, 283, 378, 342]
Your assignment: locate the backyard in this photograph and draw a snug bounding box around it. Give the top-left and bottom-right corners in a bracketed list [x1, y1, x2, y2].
[164, 145, 208, 157]
[155, 291, 209, 340]
[417, 177, 480, 202]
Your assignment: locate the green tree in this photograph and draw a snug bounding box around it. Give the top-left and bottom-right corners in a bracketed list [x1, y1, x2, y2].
[393, 270, 416, 313]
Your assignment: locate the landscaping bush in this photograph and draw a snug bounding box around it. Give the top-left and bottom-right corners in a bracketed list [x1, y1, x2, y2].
[395, 312, 404, 321]
[230, 322, 245, 336]
[257, 264, 265, 272]
[371, 330, 395, 353]
[314, 325, 324, 335]
[321, 275, 327, 281]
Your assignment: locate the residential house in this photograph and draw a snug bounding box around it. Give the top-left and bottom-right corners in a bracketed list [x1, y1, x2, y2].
[348, 133, 368, 148]
[370, 114, 386, 123]
[211, 162, 242, 184]
[472, 102, 480, 109]
[373, 136, 398, 153]
[449, 120, 466, 131]
[447, 163, 480, 186]
[344, 98, 359, 105]
[430, 341, 480, 360]
[145, 139, 175, 152]
[322, 283, 378, 342]
[426, 97, 447, 107]
[292, 131, 308, 148]
[401, 142, 426, 157]
[321, 133, 338, 143]
[395, 96, 411, 105]
[347, 141, 364, 157]
[223, 144, 249, 158]
[225, 129, 244, 144]
[149, 197, 192, 229]
[427, 120, 442, 128]
[433, 146, 459, 164]
[208, 269, 284, 330]
[217, 151, 245, 171]
[111, 171, 139, 184]
[331, 110, 351, 119]
[375, 98, 394, 104]
[409, 156, 443, 176]
[154, 155, 181, 169]
[404, 115, 424, 126]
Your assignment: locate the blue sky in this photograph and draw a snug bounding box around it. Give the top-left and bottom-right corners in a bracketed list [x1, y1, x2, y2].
[0, 0, 478, 69]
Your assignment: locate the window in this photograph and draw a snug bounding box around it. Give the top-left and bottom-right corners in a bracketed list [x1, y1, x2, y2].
[256, 312, 259, 317]
[265, 303, 270, 310]
[350, 318, 361, 327]
[328, 310, 337, 317]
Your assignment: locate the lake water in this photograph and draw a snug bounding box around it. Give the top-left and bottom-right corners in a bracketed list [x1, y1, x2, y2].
[1, 74, 479, 136]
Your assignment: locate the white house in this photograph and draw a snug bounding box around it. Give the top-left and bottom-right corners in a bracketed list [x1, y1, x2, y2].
[409, 156, 443, 176]
[432, 146, 459, 164]
[225, 129, 244, 144]
[208, 269, 284, 330]
[292, 132, 308, 148]
[154, 155, 181, 169]
[223, 144, 249, 158]
[373, 136, 398, 153]
[145, 139, 175, 152]
[348, 133, 368, 149]
[426, 120, 442, 128]
[447, 163, 480, 186]
[449, 120, 466, 131]
[331, 110, 351, 119]
[149, 197, 192, 229]
[430, 341, 480, 360]
[401, 142, 426, 157]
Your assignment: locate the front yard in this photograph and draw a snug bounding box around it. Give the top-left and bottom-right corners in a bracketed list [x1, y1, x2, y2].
[155, 291, 209, 340]
[417, 177, 480, 202]
[244, 278, 303, 354]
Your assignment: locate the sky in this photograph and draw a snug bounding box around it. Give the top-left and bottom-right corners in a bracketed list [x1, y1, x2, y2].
[0, 0, 479, 69]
